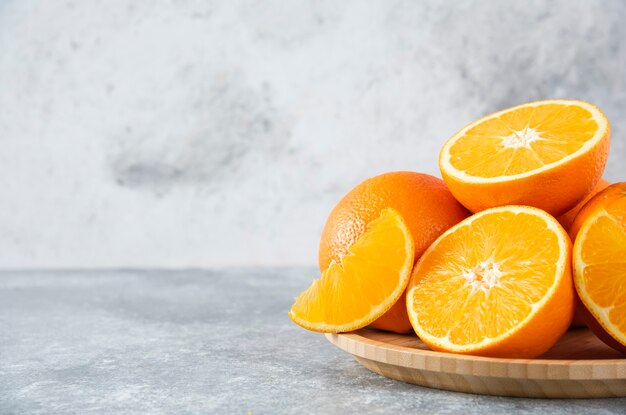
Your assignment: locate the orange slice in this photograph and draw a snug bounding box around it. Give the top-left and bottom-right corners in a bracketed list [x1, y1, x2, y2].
[439, 100, 610, 216]
[290, 208, 414, 333]
[572, 183, 626, 352]
[407, 206, 574, 358]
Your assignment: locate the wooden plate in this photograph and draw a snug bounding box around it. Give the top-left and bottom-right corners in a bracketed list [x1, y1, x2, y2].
[326, 328, 626, 398]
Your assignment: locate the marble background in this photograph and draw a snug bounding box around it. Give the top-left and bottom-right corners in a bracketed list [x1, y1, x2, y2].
[0, 0, 625, 268]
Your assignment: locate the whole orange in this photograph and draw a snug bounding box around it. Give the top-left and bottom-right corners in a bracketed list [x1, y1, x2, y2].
[318, 171, 470, 333]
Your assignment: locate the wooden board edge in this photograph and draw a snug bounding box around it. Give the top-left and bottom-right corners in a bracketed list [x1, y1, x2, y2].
[325, 332, 626, 381]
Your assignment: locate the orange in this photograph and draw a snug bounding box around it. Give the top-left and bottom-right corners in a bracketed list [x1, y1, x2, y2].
[570, 182, 626, 238]
[571, 183, 626, 353]
[318, 171, 469, 333]
[439, 99, 610, 216]
[289, 208, 414, 333]
[556, 178, 610, 327]
[557, 178, 610, 233]
[407, 206, 574, 358]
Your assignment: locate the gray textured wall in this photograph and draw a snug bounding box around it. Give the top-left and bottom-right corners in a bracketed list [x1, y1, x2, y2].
[0, 0, 625, 268]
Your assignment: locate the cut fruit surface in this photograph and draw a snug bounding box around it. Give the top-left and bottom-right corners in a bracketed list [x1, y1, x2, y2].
[407, 206, 574, 358]
[290, 208, 415, 333]
[439, 100, 610, 215]
[318, 171, 469, 333]
[572, 183, 626, 352]
[559, 178, 610, 327]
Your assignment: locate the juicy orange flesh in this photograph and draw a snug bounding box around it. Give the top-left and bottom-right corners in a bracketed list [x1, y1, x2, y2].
[449, 104, 598, 177]
[410, 211, 559, 345]
[579, 208, 626, 333]
[290, 209, 412, 328]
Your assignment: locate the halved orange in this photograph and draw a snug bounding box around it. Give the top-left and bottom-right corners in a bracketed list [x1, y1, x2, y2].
[290, 208, 414, 333]
[572, 183, 626, 353]
[439, 100, 610, 216]
[558, 178, 610, 327]
[407, 206, 574, 358]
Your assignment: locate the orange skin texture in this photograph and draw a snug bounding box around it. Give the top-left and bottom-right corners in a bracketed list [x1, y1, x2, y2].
[570, 182, 626, 353]
[319, 171, 470, 333]
[557, 178, 610, 232]
[368, 289, 413, 333]
[556, 178, 610, 327]
[440, 126, 610, 217]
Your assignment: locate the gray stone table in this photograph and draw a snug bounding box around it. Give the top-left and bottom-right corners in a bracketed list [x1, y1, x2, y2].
[1, 269, 626, 414]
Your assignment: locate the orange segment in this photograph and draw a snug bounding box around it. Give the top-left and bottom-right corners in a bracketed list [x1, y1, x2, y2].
[440, 100, 610, 215]
[407, 206, 574, 358]
[573, 185, 626, 350]
[318, 172, 469, 333]
[290, 208, 414, 333]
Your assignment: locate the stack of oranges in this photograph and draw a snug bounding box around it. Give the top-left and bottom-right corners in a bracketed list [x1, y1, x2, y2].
[289, 99, 626, 359]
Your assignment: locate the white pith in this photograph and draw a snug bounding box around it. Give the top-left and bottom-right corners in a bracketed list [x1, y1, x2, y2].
[407, 205, 569, 352]
[440, 99, 609, 183]
[462, 260, 504, 295]
[501, 127, 542, 149]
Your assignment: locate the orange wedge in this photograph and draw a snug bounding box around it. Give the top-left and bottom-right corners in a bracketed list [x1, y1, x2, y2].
[407, 206, 574, 358]
[572, 183, 626, 352]
[318, 171, 469, 333]
[439, 100, 610, 216]
[290, 208, 414, 333]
